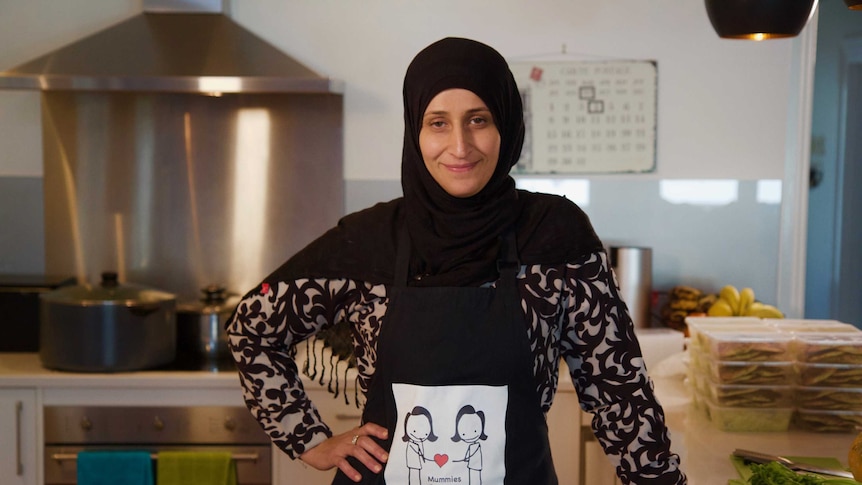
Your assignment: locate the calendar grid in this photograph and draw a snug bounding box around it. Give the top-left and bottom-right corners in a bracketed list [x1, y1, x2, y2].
[512, 60, 657, 174]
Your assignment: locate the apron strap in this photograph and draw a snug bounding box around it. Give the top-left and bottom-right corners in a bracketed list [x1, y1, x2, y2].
[497, 228, 520, 290]
[394, 224, 411, 287]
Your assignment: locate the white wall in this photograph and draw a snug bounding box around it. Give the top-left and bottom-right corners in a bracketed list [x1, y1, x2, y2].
[0, 0, 803, 181]
[229, 0, 797, 182]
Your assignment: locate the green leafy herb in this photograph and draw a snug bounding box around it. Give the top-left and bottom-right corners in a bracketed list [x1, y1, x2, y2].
[743, 461, 860, 485]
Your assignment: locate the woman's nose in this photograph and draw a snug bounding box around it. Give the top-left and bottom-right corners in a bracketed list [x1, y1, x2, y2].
[451, 126, 472, 157]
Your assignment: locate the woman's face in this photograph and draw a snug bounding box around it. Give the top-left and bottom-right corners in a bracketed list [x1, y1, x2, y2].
[419, 88, 501, 198]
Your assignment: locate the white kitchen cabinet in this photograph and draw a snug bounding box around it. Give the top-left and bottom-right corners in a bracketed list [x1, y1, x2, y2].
[547, 389, 582, 483]
[0, 388, 39, 485]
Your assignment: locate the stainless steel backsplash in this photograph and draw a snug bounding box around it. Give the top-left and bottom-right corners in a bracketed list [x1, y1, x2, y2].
[41, 91, 343, 300]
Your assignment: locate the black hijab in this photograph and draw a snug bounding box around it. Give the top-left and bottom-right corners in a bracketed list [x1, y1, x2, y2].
[400, 37, 525, 286]
[263, 38, 602, 288]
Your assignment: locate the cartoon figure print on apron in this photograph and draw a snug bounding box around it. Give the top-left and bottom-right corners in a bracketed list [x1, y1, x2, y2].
[333, 229, 557, 485]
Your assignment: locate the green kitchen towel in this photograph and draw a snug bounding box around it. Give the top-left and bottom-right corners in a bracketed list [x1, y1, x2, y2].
[156, 451, 236, 485]
[77, 450, 154, 485]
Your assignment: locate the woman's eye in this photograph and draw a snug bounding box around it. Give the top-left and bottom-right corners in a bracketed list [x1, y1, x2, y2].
[470, 116, 488, 126]
[428, 120, 446, 129]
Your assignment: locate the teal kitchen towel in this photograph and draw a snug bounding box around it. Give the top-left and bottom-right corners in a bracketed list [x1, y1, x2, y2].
[77, 450, 154, 485]
[157, 451, 237, 485]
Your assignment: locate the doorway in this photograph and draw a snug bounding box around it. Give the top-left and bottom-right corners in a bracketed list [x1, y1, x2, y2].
[805, 17, 862, 327]
[832, 43, 862, 326]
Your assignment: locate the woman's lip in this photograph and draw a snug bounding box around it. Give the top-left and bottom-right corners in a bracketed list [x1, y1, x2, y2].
[442, 161, 478, 172]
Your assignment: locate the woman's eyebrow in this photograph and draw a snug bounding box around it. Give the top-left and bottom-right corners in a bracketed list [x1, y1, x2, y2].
[423, 107, 491, 117]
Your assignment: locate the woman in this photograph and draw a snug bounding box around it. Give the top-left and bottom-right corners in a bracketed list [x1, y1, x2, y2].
[227, 37, 686, 484]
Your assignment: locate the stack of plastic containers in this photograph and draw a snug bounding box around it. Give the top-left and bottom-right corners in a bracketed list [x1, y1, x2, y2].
[685, 317, 861, 432]
[687, 317, 795, 431]
[794, 331, 862, 432]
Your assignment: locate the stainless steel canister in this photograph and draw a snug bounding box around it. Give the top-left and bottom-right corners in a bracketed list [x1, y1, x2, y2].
[609, 246, 653, 328]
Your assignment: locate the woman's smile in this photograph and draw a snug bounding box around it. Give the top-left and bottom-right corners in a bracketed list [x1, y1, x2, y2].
[443, 161, 478, 172]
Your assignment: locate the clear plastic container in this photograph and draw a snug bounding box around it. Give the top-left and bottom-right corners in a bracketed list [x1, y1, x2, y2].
[796, 362, 862, 388]
[766, 319, 859, 334]
[688, 349, 711, 375]
[702, 331, 793, 362]
[794, 333, 862, 365]
[794, 408, 862, 433]
[689, 389, 708, 415]
[704, 399, 793, 432]
[707, 359, 795, 385]
[702, 382, 793, 408]
[794, 386, 862, 411]
[685, 317, 769, 351]
[687, 368, 710, 396]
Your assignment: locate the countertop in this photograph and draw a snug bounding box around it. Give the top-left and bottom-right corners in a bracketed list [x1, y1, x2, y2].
[650, 353, 858, 484]
[0, 327, 681, 390]
[0, 352, 241, 389]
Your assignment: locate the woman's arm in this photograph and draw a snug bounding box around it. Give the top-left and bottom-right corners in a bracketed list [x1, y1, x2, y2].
[227, 278, 390, 481]
[559, 251, 686, 485]
[226, 278, 370, 458]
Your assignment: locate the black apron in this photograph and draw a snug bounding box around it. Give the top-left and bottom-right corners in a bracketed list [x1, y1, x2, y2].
[333, 229, 556, 485]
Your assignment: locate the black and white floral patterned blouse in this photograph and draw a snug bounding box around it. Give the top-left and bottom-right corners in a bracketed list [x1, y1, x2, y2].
[226, 250, 686, 484]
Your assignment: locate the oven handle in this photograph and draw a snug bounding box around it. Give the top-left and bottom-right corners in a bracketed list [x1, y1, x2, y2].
[15, 401, 23, 476]
[50, 452, 260, 463]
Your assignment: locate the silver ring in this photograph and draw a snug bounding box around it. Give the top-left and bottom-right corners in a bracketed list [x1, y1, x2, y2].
[351, 435, 360, 446]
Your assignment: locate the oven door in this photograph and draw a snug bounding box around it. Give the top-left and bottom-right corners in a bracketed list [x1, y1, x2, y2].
[43, 405, 272, 485]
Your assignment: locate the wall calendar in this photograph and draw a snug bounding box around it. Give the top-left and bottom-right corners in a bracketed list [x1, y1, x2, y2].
[510, 60, 657, 174]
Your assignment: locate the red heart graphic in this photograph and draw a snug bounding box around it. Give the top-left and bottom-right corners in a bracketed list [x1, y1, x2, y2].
[433, 454, 448, 468]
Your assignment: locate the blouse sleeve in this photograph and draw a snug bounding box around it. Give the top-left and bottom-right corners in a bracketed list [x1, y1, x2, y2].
[559, 251, 686, 484]
[226, 278, 368, 459]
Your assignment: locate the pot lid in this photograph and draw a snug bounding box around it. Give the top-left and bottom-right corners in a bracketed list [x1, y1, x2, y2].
[177, 284, 240, 314]
[40, 272, 176, 306]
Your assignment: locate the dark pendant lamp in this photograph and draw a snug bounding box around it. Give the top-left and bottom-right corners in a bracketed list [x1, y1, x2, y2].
[846, 0, 862, 10]
[705, 0, 818, 40]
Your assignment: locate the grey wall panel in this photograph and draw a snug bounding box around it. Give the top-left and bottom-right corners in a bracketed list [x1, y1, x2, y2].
[0, 176, 44, 274]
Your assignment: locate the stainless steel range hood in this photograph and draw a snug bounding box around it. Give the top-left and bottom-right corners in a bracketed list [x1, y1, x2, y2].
[0, 0, 343, 94]
[11, 0, 346, 300]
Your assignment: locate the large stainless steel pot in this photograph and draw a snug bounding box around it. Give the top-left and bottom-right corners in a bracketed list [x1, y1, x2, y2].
[175, 285, 240, 371]
[39, 272, 176, 372]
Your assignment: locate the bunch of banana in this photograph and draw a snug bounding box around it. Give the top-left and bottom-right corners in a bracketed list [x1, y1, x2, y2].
[706, 285, 784, 318]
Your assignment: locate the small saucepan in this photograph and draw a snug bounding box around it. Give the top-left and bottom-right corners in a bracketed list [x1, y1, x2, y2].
[175, 285, 240, 370]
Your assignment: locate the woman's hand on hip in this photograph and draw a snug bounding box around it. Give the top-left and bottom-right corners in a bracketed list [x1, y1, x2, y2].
[299, 422, 390, 482]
